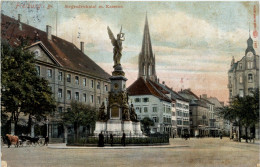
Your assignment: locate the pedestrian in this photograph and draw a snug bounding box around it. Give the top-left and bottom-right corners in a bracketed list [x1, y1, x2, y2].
[44, 136, 49, 146]
[98, 132, 104, 147]
[220, 133, 222, 140]
[110, 134, 113, 147]
[121, 132, 126, 146]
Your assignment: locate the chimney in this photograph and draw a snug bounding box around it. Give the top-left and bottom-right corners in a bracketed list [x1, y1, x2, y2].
[46, 25, 52, 40]
[158, 78, 160, 83]
[18, 14, 22, 31]
[80, 42, 84, 53]
[162, 81, 165, 85]
[202, 94, 207, 99]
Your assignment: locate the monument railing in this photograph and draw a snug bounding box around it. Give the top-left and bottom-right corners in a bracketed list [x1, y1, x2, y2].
[67, 133, 169, 146]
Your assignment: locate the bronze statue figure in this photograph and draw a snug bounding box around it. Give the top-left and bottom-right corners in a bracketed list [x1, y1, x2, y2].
[107, 26, 125, 66]
[98, 102, 107, 121]
[130, 103, 138, 122]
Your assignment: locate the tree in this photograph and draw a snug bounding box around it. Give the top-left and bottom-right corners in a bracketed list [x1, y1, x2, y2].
[218, 89, 259, 142]
[141, 117, 154, 135]
[1, 39, 56, 135]
[61, 100, 97, 140]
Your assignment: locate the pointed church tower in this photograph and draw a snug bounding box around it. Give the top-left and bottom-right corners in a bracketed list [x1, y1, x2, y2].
[138, 13, 157, 82]
[245, 28, 256, 55]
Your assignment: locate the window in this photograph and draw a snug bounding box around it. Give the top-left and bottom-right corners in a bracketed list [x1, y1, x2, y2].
[58, 107, 63, 113]
[97, 96, 101, 104]
[172, 103, 175, 107]
[143, 98, 149, 102]
[144, 107, 148, 112]
[177, 119, 182, 125]
[75, 92, 79, 101]
[239, 63, 242, 70]
[47, 69, 52, 78]
[172, 112, 175, 116]
[67, 74, 71, 82]
[239, 89, 244, 97]
[97, 82, 100, 89]
[36, 66, 40, 75]
[247, 61, 253, 69]
[91, 80, 94, 88]
[83, 78, 86, 86]
[239, 76, 243, 83]
[167, 107, 171, 113]
[75, 76, 79, 85]
[58, 71, 62, 81]
[67, 90, 71, 100]
[83, 93, 86, 102]
[248, 88, 254, 96]
[248, 74, 253, 82]
[135, 98, 140, 102]
[58, 89, 62, 98]
[91, 95, 94, 103]
[152, 117, 158, 123]
[152, 107, 157, 112]
[105, 85, 108, 91]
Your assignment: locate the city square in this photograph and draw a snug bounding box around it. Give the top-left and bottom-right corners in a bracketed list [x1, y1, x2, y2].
[2, 138, 259, 167]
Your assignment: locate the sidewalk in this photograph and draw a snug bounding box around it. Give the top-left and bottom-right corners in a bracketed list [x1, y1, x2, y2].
[47, 143, 189, 149]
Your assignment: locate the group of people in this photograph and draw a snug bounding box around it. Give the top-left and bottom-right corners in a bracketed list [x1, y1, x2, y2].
[98, 132, 126, 147]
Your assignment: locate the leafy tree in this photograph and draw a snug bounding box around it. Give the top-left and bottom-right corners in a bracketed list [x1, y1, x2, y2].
[61, 100, 97, 140]
[218, 89, 259, 142]
[1, 39, 56, 135]
[141, 117, 154, 135]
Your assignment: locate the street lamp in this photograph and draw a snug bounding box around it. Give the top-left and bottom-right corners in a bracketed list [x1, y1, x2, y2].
[46, 117, 49, 137]
[236, 117, 240, 142]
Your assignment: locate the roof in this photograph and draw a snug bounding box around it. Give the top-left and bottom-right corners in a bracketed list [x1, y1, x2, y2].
[158, 83, 189, 102]
[1, 14, 110, 81]
[178, 89, 209, 108]
[228, 62, 237, 73]
[207, 97, 224, 108]
[127, 77, 172, 102]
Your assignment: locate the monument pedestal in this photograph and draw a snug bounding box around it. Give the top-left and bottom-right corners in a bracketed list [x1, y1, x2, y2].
[94, 64, 143, 137]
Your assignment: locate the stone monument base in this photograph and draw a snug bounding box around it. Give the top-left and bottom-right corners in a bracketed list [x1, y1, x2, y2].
[94, 120, 144, 137]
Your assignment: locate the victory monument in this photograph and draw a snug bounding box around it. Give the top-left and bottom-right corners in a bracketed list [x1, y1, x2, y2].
[94, 26, 143, 136]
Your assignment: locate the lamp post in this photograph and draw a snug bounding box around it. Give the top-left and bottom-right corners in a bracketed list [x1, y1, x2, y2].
[236, 117, 240, 142]
[46, 117, 49, 137]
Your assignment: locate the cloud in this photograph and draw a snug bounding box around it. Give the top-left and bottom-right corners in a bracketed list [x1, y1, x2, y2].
[150, 11, 248, 50]
[58, 13, 118, 53]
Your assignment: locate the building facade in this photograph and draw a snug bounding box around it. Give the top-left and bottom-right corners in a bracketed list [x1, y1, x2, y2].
[2, 14, 111, 140]
[228, 35, 259, 101]
[178, 89, 214, 137]
[228, 34, 259, 139]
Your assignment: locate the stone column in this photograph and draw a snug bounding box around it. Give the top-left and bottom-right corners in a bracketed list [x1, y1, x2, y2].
[11, 121, 15, 135]
[64, 125, 68, 144]
[31, 124, 35, 137]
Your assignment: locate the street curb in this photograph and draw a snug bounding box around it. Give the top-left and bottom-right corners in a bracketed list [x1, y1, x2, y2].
[47, 145, 189, 149]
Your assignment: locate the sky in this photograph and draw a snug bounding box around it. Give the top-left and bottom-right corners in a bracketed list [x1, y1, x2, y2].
[2, 1, 259, 104]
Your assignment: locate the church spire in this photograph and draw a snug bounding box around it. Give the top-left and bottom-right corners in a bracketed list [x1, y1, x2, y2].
[138, 13, 157, 82]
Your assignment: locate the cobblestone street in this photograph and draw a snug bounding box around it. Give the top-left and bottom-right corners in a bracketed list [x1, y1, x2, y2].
[1, 138, 259, 167]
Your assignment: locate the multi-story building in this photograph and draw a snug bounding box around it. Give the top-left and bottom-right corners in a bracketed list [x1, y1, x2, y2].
[207, 96, 230, 136]
[178, 89, 213, 137]
[128, 78, 172, 134]
[228, 34, 259, 100]
[2, 14, 111, 141]
[159, 83, 190, 137]
[228, 34, 259, 139]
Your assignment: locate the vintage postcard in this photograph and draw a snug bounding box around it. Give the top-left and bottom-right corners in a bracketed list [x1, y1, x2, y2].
[1, 1, 259, 167]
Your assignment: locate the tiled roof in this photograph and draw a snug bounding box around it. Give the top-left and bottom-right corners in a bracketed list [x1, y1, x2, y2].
[1, 14, 111, 80]
[127, 77, 172, 102]
[158, 83, 189, 102]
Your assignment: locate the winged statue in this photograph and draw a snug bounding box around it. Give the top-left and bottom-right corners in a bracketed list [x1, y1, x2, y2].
[107, 26, 125, 66]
